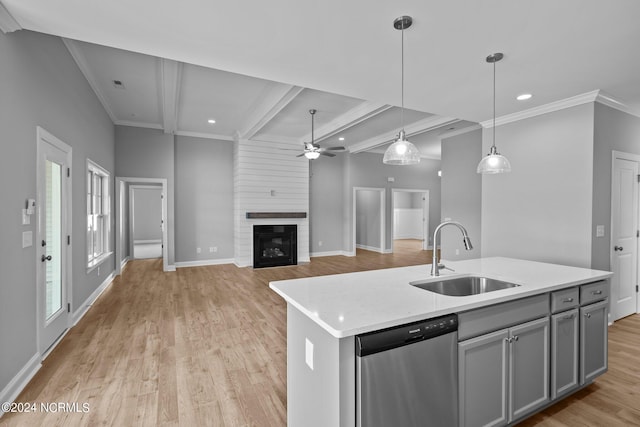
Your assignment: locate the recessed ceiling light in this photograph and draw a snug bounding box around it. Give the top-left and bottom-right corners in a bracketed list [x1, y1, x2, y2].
[339, 137, 345, 141]
[516, 93, 533, 101]
[207, 119, 216, 124]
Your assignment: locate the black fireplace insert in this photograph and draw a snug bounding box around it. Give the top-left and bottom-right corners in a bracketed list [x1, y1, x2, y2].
[253, 225, 297, 268]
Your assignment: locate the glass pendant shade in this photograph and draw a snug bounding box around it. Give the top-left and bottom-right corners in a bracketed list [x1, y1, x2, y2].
[477, 145, 512, 174]
[304, 151, 320, 160]
[383, 130, 421, 165]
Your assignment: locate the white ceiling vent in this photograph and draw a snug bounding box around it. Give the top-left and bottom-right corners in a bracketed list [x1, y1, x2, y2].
[112, 80, 126, 89]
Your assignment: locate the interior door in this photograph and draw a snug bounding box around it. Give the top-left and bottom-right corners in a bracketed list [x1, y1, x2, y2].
[611, 157, 638, 320]
[37, 128, 71, 355]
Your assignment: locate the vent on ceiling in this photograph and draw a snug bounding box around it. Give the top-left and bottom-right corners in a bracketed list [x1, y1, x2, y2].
[112, 80, 126, 89]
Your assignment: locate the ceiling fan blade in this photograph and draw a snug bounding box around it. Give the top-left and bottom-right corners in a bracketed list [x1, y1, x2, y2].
[323, 146, 346, 151]
[320, 151, 336, 157]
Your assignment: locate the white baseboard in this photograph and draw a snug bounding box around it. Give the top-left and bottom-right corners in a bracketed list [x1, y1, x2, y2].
[175, 258, 235, 268]
[356, 244, 384, 254]
[165, 265, 176, 272]
[0, 352, 41, 418]
[133, 239, 162, 244]
[310, 250, 351, 258]
[120, 256, 130, 270]
[72, 271, 115, 326]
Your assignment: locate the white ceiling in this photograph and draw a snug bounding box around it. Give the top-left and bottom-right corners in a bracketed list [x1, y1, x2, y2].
[2, 0, 639, 158]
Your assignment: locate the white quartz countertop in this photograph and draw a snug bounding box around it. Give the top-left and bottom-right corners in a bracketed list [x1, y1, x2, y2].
[269, 257, 613, 338]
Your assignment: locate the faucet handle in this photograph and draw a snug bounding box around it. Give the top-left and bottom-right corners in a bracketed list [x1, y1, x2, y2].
[438, 264, 455, 272]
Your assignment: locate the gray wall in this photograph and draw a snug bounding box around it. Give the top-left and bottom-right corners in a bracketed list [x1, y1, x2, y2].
[440, 129, 482, 260]
[394, 191, 424, 209]
[115, 126, 176, 265]
[175, 135, 234, 262]
[0, 30, 114, 393]
[481, 104, 595, 267]
[310, 154, 346, 253]
[355, 189, 382, 249]
[131, 186, 163, 241]
[591, 103, 640, 270]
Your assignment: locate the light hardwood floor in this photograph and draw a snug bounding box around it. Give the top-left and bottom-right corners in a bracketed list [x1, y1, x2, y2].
[2, 246, 639, 426]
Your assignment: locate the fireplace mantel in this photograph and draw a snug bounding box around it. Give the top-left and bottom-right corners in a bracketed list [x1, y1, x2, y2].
[246, 212, 307, 219]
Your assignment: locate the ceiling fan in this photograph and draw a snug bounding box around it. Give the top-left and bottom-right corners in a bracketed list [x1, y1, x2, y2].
[297, 109, 345, 159]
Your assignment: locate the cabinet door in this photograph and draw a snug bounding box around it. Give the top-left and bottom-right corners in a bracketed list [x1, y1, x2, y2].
[459, 329, 509, 427]
[580, 299, 608, 384]
[551, 309, 579, 399]
[509, 317, 550, 423]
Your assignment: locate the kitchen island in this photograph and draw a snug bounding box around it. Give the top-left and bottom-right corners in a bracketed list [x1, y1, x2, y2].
[269, 257, 613, 427]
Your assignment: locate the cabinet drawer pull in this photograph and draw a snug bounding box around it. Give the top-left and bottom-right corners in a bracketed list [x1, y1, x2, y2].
[513, 335, 518, 342]
[584, 313, 592, 318]
[505, 337, 513, 343]
[562, 314, 575, 320]
[562, 297, 574, 303]
[591, 290, 603, 295]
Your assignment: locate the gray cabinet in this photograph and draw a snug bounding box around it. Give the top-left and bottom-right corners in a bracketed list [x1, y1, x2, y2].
[550, 308, 579, 399]
[580, 299, 608, 384]
[459, 317, 549, 427]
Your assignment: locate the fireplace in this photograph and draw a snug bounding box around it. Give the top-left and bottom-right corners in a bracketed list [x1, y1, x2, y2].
[253, 225, 297, 268]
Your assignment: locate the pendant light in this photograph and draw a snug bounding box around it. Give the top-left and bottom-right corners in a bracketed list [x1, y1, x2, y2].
[477, 52, 511, 174]
[383, 16, 421, 165]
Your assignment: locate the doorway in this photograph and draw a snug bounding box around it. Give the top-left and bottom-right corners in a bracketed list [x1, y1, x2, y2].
[391, 189, 430, 253]
[129, 185, 163, 259]
[353, 187, 386, 254]
[115, 177, 169, 274]
[36, 127, 72, 356]
[610, 151, 640, 321]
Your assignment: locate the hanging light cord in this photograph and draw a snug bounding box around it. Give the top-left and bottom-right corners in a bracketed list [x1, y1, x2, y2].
[400, 20, 405, 132]
[492, 58, 496, 150]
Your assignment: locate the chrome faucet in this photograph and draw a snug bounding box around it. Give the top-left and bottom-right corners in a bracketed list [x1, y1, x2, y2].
[431, 221, 473, 276]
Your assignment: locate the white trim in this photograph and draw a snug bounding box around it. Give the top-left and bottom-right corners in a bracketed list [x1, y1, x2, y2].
[0, 2, 21, 33]
[134, 239, 162, 245]
[439, 124, 482, 140]
[120, 256, 130, 270]
[0, 353, 41, 418]
[174, 130, 234, 141]
[356, 244, 385, 253]
[175, 258, 235, 268]
[62, 39, 118, 123]
[114, 120, 163, 130]
[72, 271, 115, 326]
[305, 101, 392, 144]
[310, 250, 351, 258]
[115, 177, 170, 274]
[596, 92, 640, 118]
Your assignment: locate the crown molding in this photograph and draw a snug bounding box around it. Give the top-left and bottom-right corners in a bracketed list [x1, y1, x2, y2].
[174, 130, 234, 141]
[114, 120, 163, 130]
[595, 91, 640, 118]
[63, 38, 118, 123]
[439, 124, 482, 140]
[0, 2, 21, 33]
[480, 90, 600, 128]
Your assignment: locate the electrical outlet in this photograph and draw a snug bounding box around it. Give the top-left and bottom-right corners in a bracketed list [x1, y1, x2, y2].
[209, 247, 214, 253]
[213, 247, 218, 253]
[97, 266, 100, 276]
[197, 247, 201, 254]
[596, 225, 605, 237]
[305, 338, 314, 370]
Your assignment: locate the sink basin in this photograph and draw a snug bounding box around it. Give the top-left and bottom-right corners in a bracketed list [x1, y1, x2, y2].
[410, 276, 520, 296]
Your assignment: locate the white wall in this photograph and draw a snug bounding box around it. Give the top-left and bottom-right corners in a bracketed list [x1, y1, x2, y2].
[481, 104, 595, 267]
[233, 139, 310, 266]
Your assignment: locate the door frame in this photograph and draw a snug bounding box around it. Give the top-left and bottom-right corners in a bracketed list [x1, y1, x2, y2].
[115, 177, 169, 274]
[35, 126, 73, 357]
[352, 187, 386, 255]
[610, 150, 640, 317]
[391, 188, 430, 251]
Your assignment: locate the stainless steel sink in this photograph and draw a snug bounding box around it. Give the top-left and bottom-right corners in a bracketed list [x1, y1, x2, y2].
[410, 276, 520, 296]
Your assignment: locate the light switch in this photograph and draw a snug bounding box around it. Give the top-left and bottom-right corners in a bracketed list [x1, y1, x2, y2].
[305, 338, 314, 370]
[22, 209, 30, 225]
[596, 225, 605, 237]
[22, 231, 33, 248]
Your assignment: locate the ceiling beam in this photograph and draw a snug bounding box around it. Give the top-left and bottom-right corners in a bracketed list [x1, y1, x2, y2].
[349, 116, 460, 154]
[0, 2, 21, 33]
[62, 38, 118, 123]
[160, 58, 183, 134]
[239, 85, 304, 140]
[302, 101, 392, 145]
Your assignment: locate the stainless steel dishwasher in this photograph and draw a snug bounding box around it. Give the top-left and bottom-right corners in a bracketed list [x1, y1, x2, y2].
[356, 313, 458, 427]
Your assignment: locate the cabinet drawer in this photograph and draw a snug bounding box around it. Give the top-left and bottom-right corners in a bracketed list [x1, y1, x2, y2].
[458, 294, 549, 341]
[551, 288, 579, 313]
[580, 281, 609, 305]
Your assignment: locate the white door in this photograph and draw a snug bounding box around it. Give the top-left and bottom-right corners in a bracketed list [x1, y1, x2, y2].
[611, 157, 638, 320]
[37, 128, 72, 354]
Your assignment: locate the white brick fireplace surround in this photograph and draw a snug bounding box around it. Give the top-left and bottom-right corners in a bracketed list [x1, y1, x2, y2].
[233, 139, 310, 267]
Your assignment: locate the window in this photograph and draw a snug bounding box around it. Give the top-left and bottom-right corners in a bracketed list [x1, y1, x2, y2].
[87, 160, 111, 269]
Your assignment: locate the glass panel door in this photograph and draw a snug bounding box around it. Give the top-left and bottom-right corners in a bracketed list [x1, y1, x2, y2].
[45, 159, 63, 320]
